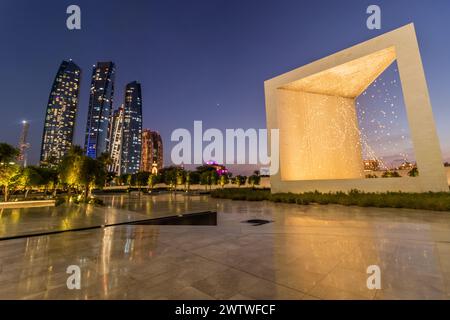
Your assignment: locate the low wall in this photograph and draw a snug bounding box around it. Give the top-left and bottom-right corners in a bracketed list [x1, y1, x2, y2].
[447, 167, 450, 186]
[0, 200, 56, 209]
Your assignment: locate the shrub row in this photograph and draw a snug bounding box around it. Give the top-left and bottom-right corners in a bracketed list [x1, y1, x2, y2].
[210, 188, 450, 211]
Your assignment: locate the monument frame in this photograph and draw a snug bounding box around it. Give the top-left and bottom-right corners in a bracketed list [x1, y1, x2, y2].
[265, 24, 448, 193]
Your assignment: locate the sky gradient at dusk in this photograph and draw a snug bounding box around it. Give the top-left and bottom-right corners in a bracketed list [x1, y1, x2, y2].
[0, 0, 449, 173]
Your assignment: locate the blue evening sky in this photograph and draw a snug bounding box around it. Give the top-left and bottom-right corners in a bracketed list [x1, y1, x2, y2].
[0, 0, 449, 173]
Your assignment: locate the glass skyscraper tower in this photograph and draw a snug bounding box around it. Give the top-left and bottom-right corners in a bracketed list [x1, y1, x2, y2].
[40, 60, 81, 164]
[109, 105, 125, 175]
[120, 81, 143, 174]
[84, 62, 115, 158]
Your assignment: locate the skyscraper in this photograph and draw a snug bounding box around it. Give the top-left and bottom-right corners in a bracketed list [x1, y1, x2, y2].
[18, 120, 30, 167]
[120, 81, 143, 174]
[141, 129, 163, 174]
[40, 60, 81, 164]
[109, 105, 125, 175]
[84, 62, 115, 159]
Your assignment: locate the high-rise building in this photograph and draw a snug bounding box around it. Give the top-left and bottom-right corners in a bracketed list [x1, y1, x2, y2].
[84, 62, 115, 159]
[109, 105, 125, 175]
[18, 120, 30, 167]
[40, 60, 81, 164]
[120, 81, 142, 174]
[141, 129, 163, 174]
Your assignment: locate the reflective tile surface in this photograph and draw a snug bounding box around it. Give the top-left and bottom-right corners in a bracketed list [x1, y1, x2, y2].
[1, 195, 450, 300]
[0, 194, 215, 238]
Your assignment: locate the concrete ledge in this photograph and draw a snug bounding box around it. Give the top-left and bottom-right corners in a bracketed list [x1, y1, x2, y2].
[265, 24, 448, 193]
[0, 200, 56, 209]
[447, 167, 450, 186]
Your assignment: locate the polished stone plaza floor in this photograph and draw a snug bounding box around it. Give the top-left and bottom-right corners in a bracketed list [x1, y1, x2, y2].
[0, 193, 215, 238]
[1, 194, 450, 300]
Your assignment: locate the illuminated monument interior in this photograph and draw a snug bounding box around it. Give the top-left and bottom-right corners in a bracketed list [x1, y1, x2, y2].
[277, 47, 396, 181]
[265, 24, 448, 193]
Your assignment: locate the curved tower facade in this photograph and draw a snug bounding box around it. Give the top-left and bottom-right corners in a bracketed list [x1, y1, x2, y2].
[40, 60, 81, 164]
[84, 62, 115, 158]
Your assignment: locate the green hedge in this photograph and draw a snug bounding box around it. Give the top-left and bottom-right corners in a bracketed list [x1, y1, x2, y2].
[210, 188, 450, 211]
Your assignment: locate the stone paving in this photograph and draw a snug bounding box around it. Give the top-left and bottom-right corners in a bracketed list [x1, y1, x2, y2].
[1, 194, 449, 300]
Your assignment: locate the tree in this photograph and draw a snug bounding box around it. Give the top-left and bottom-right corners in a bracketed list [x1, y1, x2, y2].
[38, 167, 59, 196]
[97, 152, 112, 167]
[59, 146, 84, 195]
[160, 166, 183, 191]
[219, 174, 229, 189]
[58, 146, 107, 200]
[0, 143, 19, 163]
[185, 171, 200, 192]
[129, 173, 137, 186]
[196, 165, 217, 174]
[105, 171, 116, 186]
[78, 156, 106, 199]
[200, 170, 218, 190]
[408, 167, 419, 177]
[185, 171, 192, 192]
[147, 173, 159, 192]
[200, 171, 211, 190]
[0, 162, 20, 201]
[188, 171, 200, 185]
[136, 171, 151, 192]
[97, 152, 114, 186]
[210, 171, 219, 188]
[0, 143, 20, 201]
[19, 166, 43, 199]
[234, 175, 247, 187]
[248, 171, 261, 188]
[177, 169, 186, 190]
[118, 174, 130, 186]
[382, 171, 401, 178]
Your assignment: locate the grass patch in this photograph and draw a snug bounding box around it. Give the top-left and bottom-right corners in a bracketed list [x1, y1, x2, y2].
[210, 188, 450, 212]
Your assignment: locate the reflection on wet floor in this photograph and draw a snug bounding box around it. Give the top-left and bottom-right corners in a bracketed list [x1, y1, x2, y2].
[1, 195, 450, 300]
[0, 193, 216, 238]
